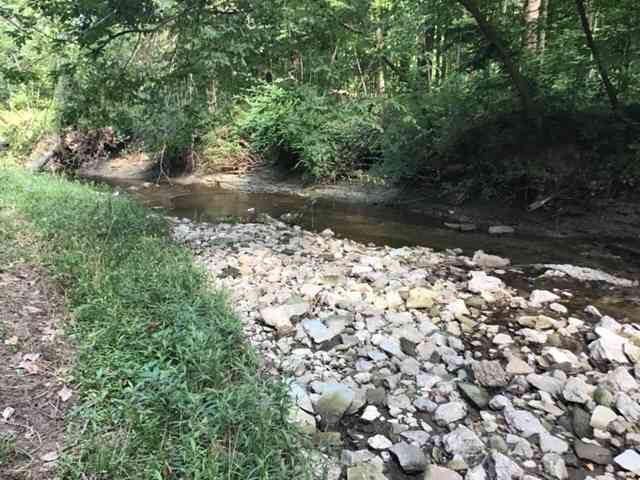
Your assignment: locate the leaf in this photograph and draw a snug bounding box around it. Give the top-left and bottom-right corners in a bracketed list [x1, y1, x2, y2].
[58, 386, 73, 402]
[18, 353, 41, 374]
[41, 451, 59, 462]
[2, 407, 15, 420]
[4, 335, 19, 346]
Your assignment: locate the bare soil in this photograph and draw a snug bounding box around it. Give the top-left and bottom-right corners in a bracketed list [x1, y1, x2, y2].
[0, 264, 74, 479]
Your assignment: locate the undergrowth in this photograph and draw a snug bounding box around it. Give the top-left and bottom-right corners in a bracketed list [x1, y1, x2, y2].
[0, 166, 310, 479]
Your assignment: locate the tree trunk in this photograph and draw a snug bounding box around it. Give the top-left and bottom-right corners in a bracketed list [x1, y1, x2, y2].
[376, 26, 385, 95]
[574, 0, 619, 112]
[525, 0, 542, 50]
[457, 0, 535, 118]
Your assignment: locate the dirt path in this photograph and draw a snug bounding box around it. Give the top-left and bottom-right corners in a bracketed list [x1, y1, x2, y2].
[0, 263, 74, 479]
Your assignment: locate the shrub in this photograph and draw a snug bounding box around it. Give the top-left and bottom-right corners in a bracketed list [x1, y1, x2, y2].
[236, 83, 382, 181]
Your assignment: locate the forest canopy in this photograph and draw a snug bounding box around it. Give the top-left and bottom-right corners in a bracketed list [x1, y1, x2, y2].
[1, 0, 639, 201]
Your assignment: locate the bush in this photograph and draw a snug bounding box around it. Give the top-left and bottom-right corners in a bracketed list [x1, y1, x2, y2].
[236, 83, 382, 181]
[0, 104, 55, 156]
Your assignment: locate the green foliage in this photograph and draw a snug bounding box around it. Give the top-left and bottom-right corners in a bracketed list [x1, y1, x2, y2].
[237, 83, 382, 181]
[0, 167, 310, 479]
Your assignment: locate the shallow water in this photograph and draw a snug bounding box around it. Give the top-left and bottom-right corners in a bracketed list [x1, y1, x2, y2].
[111, 180, 640, 279]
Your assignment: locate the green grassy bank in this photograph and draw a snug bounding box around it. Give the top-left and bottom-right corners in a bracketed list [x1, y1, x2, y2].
[0, 164, 308, 479]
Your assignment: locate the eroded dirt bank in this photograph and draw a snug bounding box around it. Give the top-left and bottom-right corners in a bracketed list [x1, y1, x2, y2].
[172, 214, 640, 480]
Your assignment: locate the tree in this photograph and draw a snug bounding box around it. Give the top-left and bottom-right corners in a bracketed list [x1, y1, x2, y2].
[456, 0, 536, 118]
[574, 0, 619, 112]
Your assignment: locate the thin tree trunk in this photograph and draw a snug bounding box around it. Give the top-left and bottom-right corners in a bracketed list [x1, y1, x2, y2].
[575, 0, 619, 112]
[457, 0, 535, 118]
[376, 26, 385, 95]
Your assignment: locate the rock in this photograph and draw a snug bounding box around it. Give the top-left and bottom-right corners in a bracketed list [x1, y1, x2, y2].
[389, 442, 427, 473]
[260, 302, 309, 335]
[406, 288, 437, 309]
[492, 451, 524, 480]
[447, 299, 470, 319]
[506, 356, 534, 375]
[589, 329, 630, 364]
[458, 382, 491, 409]
[289, 382, 314, 413]
[493, 334, 514, 346]
[549, 303, 567, 314]
[606, 366, 638, 392]
[291, 407, 317, 435]
[571, 408, 593, 438]
[616, 392, 640, 422]
[371, 334, 403, 357]
[466, 465, 487, 480]
[425, 465, 463, 480]
[472, 360, 510, 387]
[361, 405, 380, 423]
[573, 440, 613, 465]
[518, 328, 548, 344]
[542, 453, 568, 480]
[488, 226, 515, 235]
[468, 271, 505, 294]
[504, 408, 547, 437]
[562, 377, 593, 404]
[541, 264, 637, 287]
[401, 430, 430, 446]
[317, 384, 354, 425]
[518, 315, 556, 329]
[347, 462, 386, 480]
[303, 319, 334, 343]
[529, 290, 560, 307]
[542, 347, 581, 369]
[434, 402, 468, 426]
[526, 374, 565, 396]
[584, 305, 602, 317]
[443, 425, 486, 465]
[507, 434, 533, 459]
[368, 434, 392, 450]
[590, 405, 618, 430]
[593, 386, 615, 407]
[472, 250, 511, 269]
[625, 342, 640, 364]
[614, 449, 640, 474]
[539, 433, 569, 454]
[341, 449, 378, 466]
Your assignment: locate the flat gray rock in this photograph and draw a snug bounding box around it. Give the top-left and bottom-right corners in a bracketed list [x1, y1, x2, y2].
[434, 401, 468, 426]
[316, 384, 354, 426]
[389, 442, 427, 473]
[573, 440, 613, 465]
[458, 382, 490, 409]
[504, 408, 547, 437]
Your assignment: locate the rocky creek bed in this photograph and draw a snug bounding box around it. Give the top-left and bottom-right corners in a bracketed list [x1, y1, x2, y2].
[171, 214, 640, 480]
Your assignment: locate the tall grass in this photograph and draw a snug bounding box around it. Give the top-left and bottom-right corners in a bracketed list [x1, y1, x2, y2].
[0, 167, 309, 479]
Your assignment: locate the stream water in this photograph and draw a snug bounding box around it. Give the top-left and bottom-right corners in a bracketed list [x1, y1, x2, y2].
[103, 178, 640, 322]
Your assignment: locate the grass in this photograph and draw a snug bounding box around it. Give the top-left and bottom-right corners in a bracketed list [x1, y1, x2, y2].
[0, 163, 310, 479]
